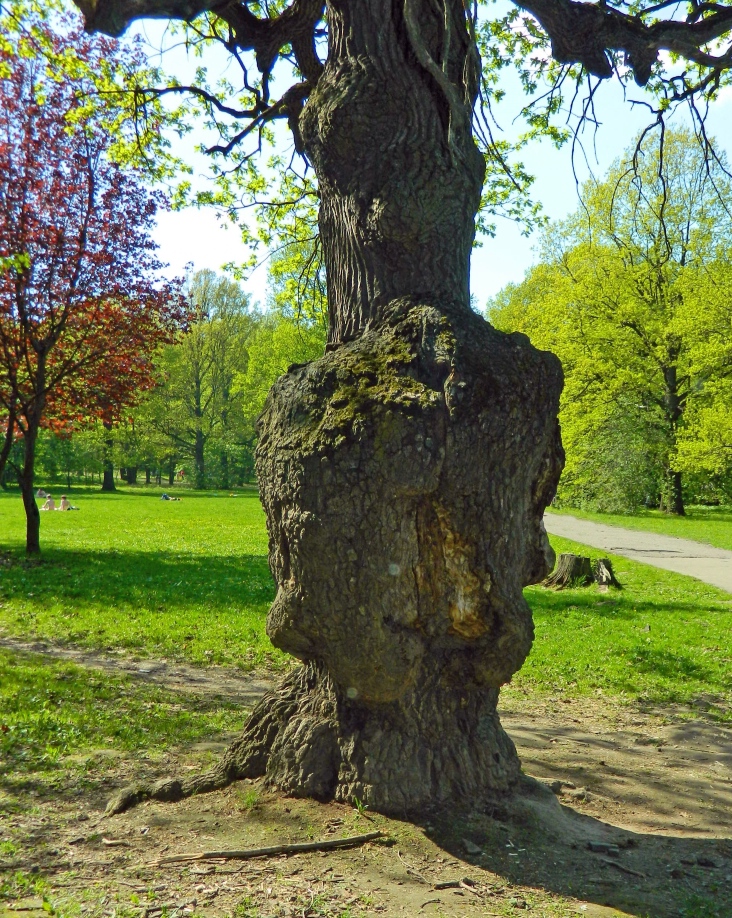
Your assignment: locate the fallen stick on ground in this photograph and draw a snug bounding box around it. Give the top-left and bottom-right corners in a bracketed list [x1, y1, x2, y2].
[600, 857, 646, 879]
[433, 879, 483, 899]
[148, 831, 386, 866]
[397, 848, 429, 884]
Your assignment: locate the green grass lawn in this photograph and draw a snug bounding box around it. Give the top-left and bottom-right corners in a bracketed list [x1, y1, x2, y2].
[0, 485, 280, 668]
[516, 536, 732, 717]
[0, 486, 730, 791]
[547, 504, 732, 551]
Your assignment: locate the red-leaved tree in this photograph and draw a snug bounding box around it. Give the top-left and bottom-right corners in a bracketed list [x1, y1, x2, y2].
[0, 10, 188, 554]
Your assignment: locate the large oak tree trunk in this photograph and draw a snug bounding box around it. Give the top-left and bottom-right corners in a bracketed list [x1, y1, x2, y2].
[223, 0, 564, 812]
[107, 0, 564, 818]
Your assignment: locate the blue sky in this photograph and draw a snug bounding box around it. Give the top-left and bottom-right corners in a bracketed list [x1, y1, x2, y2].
[134, 19, 732, 310]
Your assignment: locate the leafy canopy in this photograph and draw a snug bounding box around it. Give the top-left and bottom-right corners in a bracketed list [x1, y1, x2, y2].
[66, 0, 732, 289]
[0, 5, 189, 490]
[490, 129, 732, 510]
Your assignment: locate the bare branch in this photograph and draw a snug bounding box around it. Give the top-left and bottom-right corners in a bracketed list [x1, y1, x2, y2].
[515, 0, 732, 86]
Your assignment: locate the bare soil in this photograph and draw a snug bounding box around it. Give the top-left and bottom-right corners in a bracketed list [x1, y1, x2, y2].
[2, 640, 731, 918]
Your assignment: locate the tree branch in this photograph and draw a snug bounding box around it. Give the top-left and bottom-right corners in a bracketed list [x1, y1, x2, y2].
[515, 0, 732, 86]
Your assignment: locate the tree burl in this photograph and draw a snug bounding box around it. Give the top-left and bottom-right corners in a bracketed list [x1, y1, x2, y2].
[80, 0, 732, 814]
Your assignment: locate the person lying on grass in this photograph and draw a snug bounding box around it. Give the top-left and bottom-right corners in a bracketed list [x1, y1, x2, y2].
[160, 493, 182, 501]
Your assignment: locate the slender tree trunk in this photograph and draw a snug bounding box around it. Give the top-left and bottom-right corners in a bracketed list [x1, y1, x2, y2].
[194, 429, 205, 490]
[168, 459, 175, 487]
[213, 0, 564, 812]
[0, 402, 16, 486]
[101, 421, 116, 492]
[662, 364, 685, 515]
[220, 449, 229, 490]
[18, 417, 41, 555]
[669, 469, 685, 516]
[145, 467, 151, 486]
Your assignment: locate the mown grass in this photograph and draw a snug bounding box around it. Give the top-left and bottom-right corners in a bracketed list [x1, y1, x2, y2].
[547, 504, 732, 551]
[1, 488, 730, 750]
[517, 535, 732, 717]
[0, 486, 280, 668]
[0, 648, 244, 789]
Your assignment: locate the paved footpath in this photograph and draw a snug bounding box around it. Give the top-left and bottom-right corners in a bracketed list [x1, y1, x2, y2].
[544, 512, 732, 595]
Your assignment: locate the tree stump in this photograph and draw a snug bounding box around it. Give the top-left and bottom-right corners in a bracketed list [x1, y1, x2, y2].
[543, 553, 593, 588]
[593, 558, 621, 590]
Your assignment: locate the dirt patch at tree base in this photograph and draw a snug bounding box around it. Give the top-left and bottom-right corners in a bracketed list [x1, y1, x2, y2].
[1, 649, 730, 917]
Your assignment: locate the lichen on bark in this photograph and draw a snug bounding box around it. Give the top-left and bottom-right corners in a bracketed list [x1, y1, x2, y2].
[232, 297, 564, 813]
[93, 0, 565, 821]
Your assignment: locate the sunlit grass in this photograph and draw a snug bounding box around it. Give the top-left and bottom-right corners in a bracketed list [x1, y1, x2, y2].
[519, 535, 732, 717]
[0, 487, 280, 668]
[1, 488, 730, 717]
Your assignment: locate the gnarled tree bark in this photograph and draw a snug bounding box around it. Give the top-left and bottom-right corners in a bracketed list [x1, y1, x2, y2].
[90, 0, 565, 816]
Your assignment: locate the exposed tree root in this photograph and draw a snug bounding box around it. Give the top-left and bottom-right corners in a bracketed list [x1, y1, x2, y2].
[105, 660, 522, 817]
[105, 765, 239, 817]
[104, 667, 305, 816]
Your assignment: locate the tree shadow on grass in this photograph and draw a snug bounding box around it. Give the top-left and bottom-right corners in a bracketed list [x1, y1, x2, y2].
[628, 645, 717, 683]
[0, 548, 274, 612]
[527, 587, 730, 622]
[0, 549, 277, 664]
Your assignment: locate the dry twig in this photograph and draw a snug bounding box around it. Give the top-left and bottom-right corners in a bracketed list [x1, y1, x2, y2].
[148, 831, 386, 867]
[600, 857, 647, 878]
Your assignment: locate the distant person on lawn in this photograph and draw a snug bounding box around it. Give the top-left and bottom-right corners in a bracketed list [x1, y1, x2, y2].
[36, 488, 49, 499]
[40, 496, 56, 511]
[58, 495, 79, 511]
[160, 493, 181, 501]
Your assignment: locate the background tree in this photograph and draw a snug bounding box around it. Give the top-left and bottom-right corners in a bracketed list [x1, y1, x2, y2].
[19, 255, 325, 494]
[234, 243, 327, 430]
[0, 9, 187, 553]
[74, 0, 732, 816]
[491, 130, 732, 515]
[673, 263, 732, 489]
[142, 270, 251, 489]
